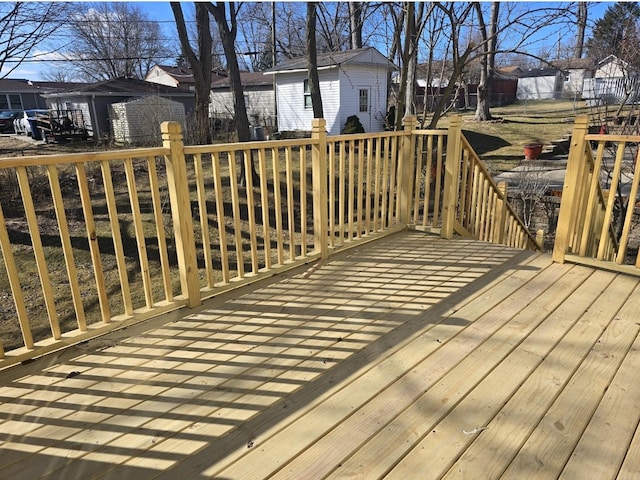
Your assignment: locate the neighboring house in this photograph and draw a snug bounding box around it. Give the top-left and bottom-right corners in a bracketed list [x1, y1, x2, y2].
[145, 65, 197, 90]
[42, 77, 195, 140]
[264, 47, 396, 135]
[209, 72, 275, 128]
[551, 58, 595, 97]
[145, 64, 227, 90]
[582, 55, 640, 105]
[390, 62, 518, 113]
[516, 68, 565, 100]
[110, 96, 186, 145]
[0, 78, 48, 110]
[145, 65, 274, 127]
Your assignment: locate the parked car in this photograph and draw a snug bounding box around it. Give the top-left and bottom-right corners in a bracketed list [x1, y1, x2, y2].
[0, 110, 22, 133]
[14, 109, 50, 138]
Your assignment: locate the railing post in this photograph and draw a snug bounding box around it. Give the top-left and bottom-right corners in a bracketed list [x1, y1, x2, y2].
[552, 115, 589, 263]
[399, 115, 417, 225]
[441, 115, 463, 239]
[494, 181, 508, 243]
[161, 121, 201, 307]
[311, 118, 329, 259]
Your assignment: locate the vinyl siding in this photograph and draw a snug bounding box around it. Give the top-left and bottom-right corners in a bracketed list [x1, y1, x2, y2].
[276, 69, 340, 134]
[210, 87, 276, 128]
[516, 76, 562, 100]
[275, 63, 389, 135]
[338, 64, 388, 133]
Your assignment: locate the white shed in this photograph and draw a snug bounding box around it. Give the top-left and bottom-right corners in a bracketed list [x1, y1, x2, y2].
[264, 48, 396, 135]
[517, 68, 565, 100]
[110, 96, 186, 145]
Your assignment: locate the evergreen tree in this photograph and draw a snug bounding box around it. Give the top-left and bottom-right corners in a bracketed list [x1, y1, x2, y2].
[587, 2, 640, 65]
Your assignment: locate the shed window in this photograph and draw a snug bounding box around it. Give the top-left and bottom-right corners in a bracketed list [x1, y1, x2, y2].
[303, 79, 312, 109]
[359, 89, 369, 112]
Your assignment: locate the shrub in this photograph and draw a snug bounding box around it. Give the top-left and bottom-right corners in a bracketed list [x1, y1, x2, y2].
[342, 115, 365, 134]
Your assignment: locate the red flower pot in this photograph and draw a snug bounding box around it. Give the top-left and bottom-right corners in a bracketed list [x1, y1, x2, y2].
[524, 143, 543, 160]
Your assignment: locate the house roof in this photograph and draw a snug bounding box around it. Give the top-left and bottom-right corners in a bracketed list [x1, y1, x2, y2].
[551, 58, 596, 70]
[496, 65, 524, 77]
[32, 81, 91, 92]
[265, 47, 396, 74]
[42, 77, 194, 97]
[211, 71, 273, 89]
[149, 65, 229, 86]
[0, 78, 43, 93]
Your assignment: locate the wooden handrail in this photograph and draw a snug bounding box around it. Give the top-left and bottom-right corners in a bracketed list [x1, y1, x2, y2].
[554, 115, 640, 276]
[437, 116, 540, 250]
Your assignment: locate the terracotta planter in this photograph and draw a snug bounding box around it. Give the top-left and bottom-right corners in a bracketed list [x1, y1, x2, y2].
[524, 143, 543, 160]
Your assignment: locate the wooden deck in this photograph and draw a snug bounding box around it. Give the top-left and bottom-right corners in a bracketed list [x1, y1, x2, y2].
[1, 231, 640, 480]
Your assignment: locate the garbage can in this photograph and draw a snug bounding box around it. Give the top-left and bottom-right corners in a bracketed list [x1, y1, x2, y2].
[250, 126, 265, 141]
[28, 119, 43, 140]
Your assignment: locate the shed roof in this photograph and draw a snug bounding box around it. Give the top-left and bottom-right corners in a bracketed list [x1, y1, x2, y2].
[519, 68, 564, 78]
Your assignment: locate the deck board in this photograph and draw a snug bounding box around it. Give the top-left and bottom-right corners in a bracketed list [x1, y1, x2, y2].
[0, 231, 639, 480]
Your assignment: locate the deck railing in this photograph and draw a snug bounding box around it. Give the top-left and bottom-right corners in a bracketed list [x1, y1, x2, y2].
[0, 116, 536, 369]
[554, 115, 640, 276]
[439, 117, 541, 250]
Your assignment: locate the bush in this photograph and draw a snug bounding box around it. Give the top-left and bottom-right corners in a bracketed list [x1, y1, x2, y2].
[342, 115, 365, 134]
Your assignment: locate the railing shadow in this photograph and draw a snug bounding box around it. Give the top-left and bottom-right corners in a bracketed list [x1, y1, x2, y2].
[0, 231, 540, 479]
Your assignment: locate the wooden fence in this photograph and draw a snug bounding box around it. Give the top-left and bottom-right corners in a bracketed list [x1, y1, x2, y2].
[554, 115, 640, 276]
[0, 116, 538, 369]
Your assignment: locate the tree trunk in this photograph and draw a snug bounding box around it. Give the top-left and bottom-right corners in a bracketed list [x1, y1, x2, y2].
[575, 3, 587, 58]
[474, 2, 499, 122]
[306, 3, 324, 119]
[207, 2, 257, 184]
[349, 2, 363, 49]
[171, 2, 212, 144]
[395, 2, 414, 130]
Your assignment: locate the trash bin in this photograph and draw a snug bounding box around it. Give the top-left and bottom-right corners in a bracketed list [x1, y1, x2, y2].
[250, 126, 265, 141]
[28, 119, 43, 140]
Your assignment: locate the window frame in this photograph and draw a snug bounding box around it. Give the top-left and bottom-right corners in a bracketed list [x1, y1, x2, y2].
[303, 79, 312, 109]
[358, 88, 369, 113]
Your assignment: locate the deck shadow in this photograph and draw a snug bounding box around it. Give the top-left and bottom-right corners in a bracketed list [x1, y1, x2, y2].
[0, 232, 541, 480]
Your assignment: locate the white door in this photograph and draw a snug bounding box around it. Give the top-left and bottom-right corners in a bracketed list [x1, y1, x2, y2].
[358, 87, 371, 131]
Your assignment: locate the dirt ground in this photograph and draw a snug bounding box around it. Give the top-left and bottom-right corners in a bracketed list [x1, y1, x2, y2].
[0, 133, 104, 157]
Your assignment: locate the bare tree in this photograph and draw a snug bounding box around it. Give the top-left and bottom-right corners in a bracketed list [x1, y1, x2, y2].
[0, 2, 69, 79]
[206, 2, 258, 184]
[306, 3, 324, 119]
[66, 3, 172, 81]
[171, 2, 213, 144]
[575, 2, 587, 59]
[513, 161, 551, 230]
[391, 2, 430, 129]
[237, 2, 273, 71]
[349, 2, 363, 49]
[42, 68, 75, 83]
[425, 2, 475, 128]
[474, 2, 499, 121]
[421, 3, 580, 127]
[206, 3, 251, 141]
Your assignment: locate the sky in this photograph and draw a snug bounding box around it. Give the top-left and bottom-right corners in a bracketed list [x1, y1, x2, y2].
[5, 1, 617, 81]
